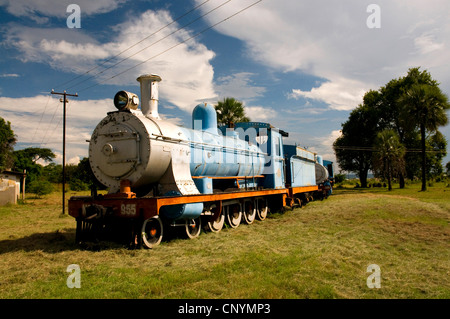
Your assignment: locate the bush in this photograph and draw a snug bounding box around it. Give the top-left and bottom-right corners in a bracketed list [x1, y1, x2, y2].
[334, 174, 346, 184]
[28, 180, 54, 197]
[373, 183, 382, 187]
[69, 178, 89, 191]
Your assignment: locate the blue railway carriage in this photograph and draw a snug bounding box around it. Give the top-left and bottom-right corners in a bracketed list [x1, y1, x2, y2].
[284, 145, 316, 188]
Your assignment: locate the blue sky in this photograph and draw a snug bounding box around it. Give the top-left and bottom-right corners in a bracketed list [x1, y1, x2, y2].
[0, 0, 449, 170]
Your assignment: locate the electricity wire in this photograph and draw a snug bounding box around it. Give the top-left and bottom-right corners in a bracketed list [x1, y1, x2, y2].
[30, 93, 52, 145]
[333, 146, 446, 153]
[36, 0, 264, 148]
[66, 0, 234, 91]
[77, 0, 263, 93]
[54, 0, 212, 90]
[31, 0, 216, 147]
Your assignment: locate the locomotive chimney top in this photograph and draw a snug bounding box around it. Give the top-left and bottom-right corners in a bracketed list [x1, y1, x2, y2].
[137, 74, 162, 118]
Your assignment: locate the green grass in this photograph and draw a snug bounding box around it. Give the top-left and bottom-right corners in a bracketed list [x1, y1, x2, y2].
[0, 184, 448, 299]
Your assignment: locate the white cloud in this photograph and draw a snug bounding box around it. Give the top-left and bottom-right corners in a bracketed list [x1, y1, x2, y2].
[0, 73, 19, 78]
[0, 8, 221, 164]
[290, 78, 368, 111]
[105, 10, 217, 111]
[3, 25, 108, 73]
[320, 130, 342, 152]
[0, 0, 127, 21]
[3, 9, 217, 112]
[245, 105, 276, 122]
[414, 32, 444, 55]
[159, 114, 184, 126]
[309, 130, 342, 166]
[40, 39, 111, 59]
[214, 72, 266, 101]
[319, 130, 343, 170]
[196, 0, 450, 110]
[0, 95, 112, 164]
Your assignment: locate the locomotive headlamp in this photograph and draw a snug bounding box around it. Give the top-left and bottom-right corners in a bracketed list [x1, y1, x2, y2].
[114, 91, 139, 111]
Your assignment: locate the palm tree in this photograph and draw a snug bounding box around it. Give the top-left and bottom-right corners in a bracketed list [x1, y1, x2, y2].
[215, 97, 250, 128]
[372, 129, 405, 191]
[398, 84, 450, 191]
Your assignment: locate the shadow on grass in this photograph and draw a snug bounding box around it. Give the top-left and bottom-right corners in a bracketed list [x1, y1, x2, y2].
[0, 229, 126, 254]
[331, 187, 392, 196]
[0, 229, 79, 254]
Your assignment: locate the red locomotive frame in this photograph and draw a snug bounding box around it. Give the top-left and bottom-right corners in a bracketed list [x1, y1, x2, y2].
[69, 177, 323, 248]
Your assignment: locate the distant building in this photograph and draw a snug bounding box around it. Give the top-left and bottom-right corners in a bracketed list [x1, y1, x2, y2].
[0, 170, 26, 205]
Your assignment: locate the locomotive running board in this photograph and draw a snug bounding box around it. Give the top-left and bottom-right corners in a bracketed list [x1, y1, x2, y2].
[68, 186, 319, 221]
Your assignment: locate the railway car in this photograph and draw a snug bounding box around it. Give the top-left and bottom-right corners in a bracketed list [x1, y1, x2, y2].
[68, 74, 334, 248]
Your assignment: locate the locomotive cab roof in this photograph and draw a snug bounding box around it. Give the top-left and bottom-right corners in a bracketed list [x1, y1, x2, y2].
[232, 122, 289, 137]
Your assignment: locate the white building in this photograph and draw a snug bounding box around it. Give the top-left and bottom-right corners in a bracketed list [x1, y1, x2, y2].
[0, 170, 26, 205]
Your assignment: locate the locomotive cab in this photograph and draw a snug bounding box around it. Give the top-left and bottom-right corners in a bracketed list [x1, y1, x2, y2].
[227, 122, 288, 189]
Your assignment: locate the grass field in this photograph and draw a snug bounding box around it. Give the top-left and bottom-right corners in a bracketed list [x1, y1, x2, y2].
[0, 183, 448, 299]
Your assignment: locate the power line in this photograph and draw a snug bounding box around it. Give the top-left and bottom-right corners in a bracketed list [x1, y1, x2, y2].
[78, 0, 263, 93]
[39, 99, 63, 147]
[29, 2, 214, 148]
[55, 0, 213, 90]
[30, 94, 52, 145]
[333, 146, 446, 153]
[66, 0, 233, 91]
[31, 0, 262, 147]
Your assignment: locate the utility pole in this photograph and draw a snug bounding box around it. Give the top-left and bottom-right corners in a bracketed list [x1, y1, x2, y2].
[51, 90, 78, 214]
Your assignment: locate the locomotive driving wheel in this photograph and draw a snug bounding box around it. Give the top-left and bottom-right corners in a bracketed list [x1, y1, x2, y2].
[185, 216, 202, 239]
[141, 216, 163, 249]
[256, 198, 268, 221]
[226, 204, 242, 228]
[206, 205, 224, 233]
[242, 200, 256, 224]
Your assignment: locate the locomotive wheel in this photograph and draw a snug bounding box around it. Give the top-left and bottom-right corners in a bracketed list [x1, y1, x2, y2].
[141, 216, 163, 249]
[242, 200, 256, 224]
[185, 217, 202, 239]
[207, 213, 225, 233]
[256, 198, 268, 221]
[226, 204, 242, 228]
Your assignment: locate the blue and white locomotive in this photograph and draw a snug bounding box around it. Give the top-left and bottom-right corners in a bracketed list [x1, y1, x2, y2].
[70, 74, 333, 248]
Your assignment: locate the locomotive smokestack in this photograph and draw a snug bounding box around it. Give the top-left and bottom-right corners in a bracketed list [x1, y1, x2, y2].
[137, 74, 162, 118]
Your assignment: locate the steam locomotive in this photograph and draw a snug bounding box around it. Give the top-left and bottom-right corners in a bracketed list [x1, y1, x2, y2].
[68, 74, 334, 248]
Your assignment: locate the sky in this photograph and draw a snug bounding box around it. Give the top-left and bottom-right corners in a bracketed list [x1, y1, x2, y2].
[0, 0, 449, 172]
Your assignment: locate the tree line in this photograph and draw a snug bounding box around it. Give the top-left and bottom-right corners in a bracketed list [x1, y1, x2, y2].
[333, 67, 450, 191]
[1, 117, 100, 196]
